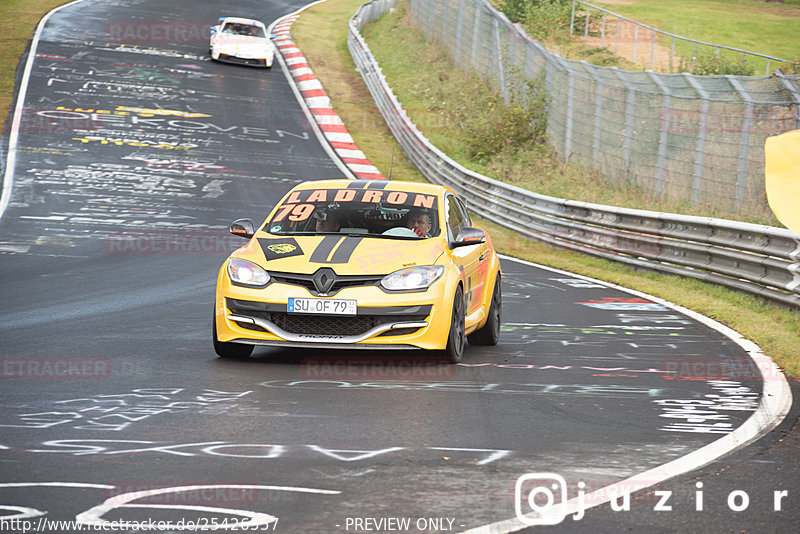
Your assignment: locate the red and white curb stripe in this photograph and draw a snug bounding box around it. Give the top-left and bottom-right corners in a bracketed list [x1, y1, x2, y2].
[271, 14, 385, 181]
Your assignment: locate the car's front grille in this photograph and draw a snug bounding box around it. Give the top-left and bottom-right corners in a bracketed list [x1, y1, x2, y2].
[269, 270, 383, 297]
[227, 300, 429, 337]
[273, 314, 380, 336]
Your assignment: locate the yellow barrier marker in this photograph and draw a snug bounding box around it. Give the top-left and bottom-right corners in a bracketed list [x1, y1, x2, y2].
[765, 129, 800, 233]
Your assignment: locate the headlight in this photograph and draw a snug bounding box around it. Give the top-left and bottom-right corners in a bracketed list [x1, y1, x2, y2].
[381, 266, 444, 292]
[227, 258, 269, 287]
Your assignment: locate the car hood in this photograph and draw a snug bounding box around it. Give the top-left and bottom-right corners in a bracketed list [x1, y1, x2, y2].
[233, 234, 446, 275]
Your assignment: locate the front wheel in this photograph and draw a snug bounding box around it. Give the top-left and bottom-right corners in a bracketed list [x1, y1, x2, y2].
[442, 286, 466, 363]
[213, 315, 253, 359]
[468, 275, 501, 346]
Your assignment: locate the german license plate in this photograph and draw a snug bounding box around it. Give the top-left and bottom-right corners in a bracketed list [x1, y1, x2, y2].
[287, 298, 357, 315]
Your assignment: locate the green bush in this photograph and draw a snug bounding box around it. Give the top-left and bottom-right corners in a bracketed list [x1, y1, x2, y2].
[457, 74, 548, 162]
[780, 58, 800, 74]
[499, 0, 530, 23]
[679, 49, 755, 76]
[520, 0, 574, 40]
[499, 0, 577, 41]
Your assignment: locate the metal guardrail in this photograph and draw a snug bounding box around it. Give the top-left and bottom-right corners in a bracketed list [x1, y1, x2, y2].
[402, 0, 800, 220]
[348, 0, 800, 309]
[570, 0, 790, 75]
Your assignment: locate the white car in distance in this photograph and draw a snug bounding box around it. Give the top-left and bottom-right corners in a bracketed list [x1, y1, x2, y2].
[209, 17, 275, 68]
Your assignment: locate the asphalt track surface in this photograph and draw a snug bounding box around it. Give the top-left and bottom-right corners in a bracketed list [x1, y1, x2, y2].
[0, 1, 795, 533]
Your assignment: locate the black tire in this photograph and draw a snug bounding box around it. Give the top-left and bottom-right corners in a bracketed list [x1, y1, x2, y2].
[468, 275, 501, 346]
[443, 285, 466, 363]
[213, 315, 253, 359]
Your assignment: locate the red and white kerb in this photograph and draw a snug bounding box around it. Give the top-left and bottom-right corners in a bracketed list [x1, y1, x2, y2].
[271, 16, 385, 181]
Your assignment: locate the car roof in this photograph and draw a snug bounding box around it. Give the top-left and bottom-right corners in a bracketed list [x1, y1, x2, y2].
[220, 17, 266, 27]
[290, 179, 453, 197]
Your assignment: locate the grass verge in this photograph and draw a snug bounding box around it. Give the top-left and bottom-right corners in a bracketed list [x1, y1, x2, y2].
[591, 0, 800, 69]
[292, 0, 800, 377]
[0, 0, 73, 136]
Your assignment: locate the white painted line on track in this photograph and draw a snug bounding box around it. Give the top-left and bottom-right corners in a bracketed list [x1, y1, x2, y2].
[468, 254, 794, 532]
[0, 482, 116, 489]
[0, 0, 91, 222]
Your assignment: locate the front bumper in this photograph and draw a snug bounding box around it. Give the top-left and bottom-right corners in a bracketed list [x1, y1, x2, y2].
[215, 272, 455, 351]
[215, 53, 272, 67]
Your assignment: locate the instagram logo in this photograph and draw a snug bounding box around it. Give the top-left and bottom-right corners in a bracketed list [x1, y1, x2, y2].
[514, 473, 569, 526]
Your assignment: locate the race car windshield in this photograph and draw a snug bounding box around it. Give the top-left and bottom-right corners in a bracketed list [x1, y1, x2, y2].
[222, 22, 266, 38]
[265, 188, 440, 239]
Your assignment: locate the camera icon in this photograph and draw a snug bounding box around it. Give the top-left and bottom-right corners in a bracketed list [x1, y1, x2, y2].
[514, 473, 568, 526]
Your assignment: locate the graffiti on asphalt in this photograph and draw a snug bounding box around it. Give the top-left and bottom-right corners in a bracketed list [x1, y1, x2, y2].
[1, 441, 511, 464]
[0, 388, 253, 432]
[655, 381, 760, 434]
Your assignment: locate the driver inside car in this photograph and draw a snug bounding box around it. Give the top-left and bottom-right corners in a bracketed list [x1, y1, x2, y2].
[406, 209, 432, 238]
[315, 210, 342, 233]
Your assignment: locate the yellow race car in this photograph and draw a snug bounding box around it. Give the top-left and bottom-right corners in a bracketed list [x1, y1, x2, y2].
[213, 179, 501, 362]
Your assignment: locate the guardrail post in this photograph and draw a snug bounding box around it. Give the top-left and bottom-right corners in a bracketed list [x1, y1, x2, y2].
[442, 0, 450, 41]
[648, 71, 672, 195]
[425, 0, 435, 37]
[454, 0, 465, 62]
[775, 71, 800, 130]
[684, 74, 710, 205]
[407, 0, 418, 29]
[493, 17, 506, 98]
[727, 76, 755, 208]
[554, 56, 575, 161]
[612, 68, 635, 179]
[585, 64, 605, 168]
[570, 0, 576, 35]
[471, 2, 482, 71]
[601, 13, 607, 48]
[650, 29, 656, 69]
[670, 37, 676, 73]
[584, 5, 590, 42]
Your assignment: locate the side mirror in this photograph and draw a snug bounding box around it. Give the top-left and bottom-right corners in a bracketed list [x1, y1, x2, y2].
[452, 226, 486, 248]
[230, 218, 255, 239]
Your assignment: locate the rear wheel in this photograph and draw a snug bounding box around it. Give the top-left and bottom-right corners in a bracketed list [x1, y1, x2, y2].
[213, 315, 253, 359]
[443, 286, 466, 363]
[468, 275, 501, 346]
